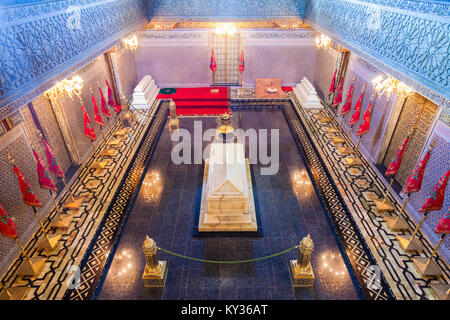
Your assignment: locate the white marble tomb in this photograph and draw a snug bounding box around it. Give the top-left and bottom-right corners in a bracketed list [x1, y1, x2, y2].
[131, 75, 159, 109]
[293, 77, 323, 109]
[198, 143, 257, 232]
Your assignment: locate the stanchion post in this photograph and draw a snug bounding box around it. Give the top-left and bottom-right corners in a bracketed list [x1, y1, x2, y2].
[142, 236, 167, 287]
[289, 234, 315, 287]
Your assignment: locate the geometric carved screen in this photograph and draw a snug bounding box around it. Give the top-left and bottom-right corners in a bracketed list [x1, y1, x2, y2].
[382, 93, 438, 187]
[210, 32, 241, 85]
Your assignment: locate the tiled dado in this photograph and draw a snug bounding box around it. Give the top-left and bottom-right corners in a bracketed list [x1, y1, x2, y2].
[290, 96, 450, 300]
[0, 102, 160, 300]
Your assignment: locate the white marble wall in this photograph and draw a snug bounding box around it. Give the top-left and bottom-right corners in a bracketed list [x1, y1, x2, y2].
[111, 49, 139, 101]
[134, 29, 318, 88]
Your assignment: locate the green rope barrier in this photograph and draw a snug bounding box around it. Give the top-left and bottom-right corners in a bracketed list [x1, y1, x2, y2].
[157, 246, 298, 264]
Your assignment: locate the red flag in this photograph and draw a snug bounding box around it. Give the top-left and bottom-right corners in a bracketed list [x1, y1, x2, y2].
[81, 105, 96, 141]
[419, 170, 449, 212]
[99, 87, 111, 118]
[42, 139, 65, 178]
[106, 80, 121, 115]
[341, 84, 354, 115]
[106, 80, 117, 106]
[404, 152, 430, 194]
[356, 100, 373, 136]
[332, 78, 343, 107]
[349, 92, 363, 125]
[385, 136, 409, 176]
[92, 94, 104, 127]
[112, 103, 122, 115]
[33, 150, 57, 192]
[12, 165, 42, 207]
[435, 207, 450, 234]
[210, 49, 217, 73]
[0, 202, 18, 240]
[328, 69, 336, 96]
[239, 50, 245, 73]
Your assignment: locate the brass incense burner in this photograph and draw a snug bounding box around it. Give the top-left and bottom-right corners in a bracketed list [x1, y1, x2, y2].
[218, 112, 234, 134]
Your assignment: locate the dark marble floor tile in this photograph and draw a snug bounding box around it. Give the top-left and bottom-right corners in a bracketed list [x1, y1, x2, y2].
[97, 110, 360, 300]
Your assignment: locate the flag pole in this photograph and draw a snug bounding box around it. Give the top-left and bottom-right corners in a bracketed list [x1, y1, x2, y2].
[7, 152, 61, 251]
[29, 139, 74, 229]
[383, 193, 410, 231]
[413, 234, 446, 278]
[48, 190, 73, 229]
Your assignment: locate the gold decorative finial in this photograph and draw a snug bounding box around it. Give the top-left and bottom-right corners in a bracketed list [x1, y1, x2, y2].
[36, 129, 43, 140]
[7, 152, 15, 166]
[429, 137, 438, 152]
[142, 235, 157, 255]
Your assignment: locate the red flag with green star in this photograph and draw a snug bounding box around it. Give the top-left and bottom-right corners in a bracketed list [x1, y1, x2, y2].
[12, 164, 42, 207]
[33, 149, 57, 192]
[349, 91, 363, 125]
[328, 69, 336, 96]
[42, 139, 65, 178]
[435, 207, 450, 234]
[0, 202, 18, 240]
[99, 87, 111, 118]
[106, 80, 122, 115]
[332, 78, 343, 107]
[92, 94, 104, 127]
[81, 105, 96, 141]
[419, 170, 449, 213]
[356, 100, 373, 136]
[404, 151, 430, 194]
[385, 136, 409, 176]
[341, 83, 354, 115]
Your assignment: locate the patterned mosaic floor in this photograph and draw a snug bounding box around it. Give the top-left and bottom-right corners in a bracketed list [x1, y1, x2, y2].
[2, 91, 448, 300]
[96, 109, 360, 300]
[290, 96, 450, 300]
[0, 102, 161, 300]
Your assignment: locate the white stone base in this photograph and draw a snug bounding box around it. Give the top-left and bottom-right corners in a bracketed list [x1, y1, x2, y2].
[198, 159, 257, 232]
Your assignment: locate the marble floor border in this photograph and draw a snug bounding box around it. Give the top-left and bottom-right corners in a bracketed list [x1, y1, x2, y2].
[232, 99, 393, 300]
[64, 101, 169, 300]
[0, 105, 158, 300]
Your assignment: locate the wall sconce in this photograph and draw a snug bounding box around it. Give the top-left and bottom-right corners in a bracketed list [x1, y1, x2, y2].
[123, 35, 139, 51]
[315, 33, 331, 49]
[45, 76, 84, 100]
[372, 75, 414, 99]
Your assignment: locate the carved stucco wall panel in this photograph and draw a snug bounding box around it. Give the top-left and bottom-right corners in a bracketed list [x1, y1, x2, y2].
[56, 55, 117, 164]
[408, 127, 450, 256]
[305, 0, 450, 114]
[0, 0, 148, 115]
[0, 127, 52, 274]
[21, 96, 73, 174]
[147, 0, 307, 19]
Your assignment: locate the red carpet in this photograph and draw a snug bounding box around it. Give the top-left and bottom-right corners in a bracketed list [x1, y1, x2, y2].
[282, 86, 293, 92]
[157, 87, 229, 115]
